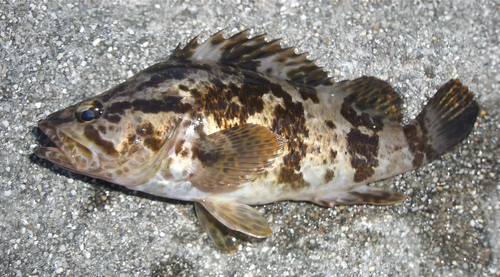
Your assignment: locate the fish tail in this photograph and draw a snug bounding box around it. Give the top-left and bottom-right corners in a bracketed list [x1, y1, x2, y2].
[406, 79, 479, 165]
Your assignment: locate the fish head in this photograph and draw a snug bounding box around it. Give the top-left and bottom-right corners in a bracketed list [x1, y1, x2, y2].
[36, 89, 185, 186]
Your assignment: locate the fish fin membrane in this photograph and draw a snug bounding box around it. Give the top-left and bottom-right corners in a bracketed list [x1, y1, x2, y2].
[190, 123, 283, 190]
[194, 202, 241, 250]
[172, 29, 333, 87]
[412, 79, 479, 163]
[332, 76, 404, 127]
[197, 198, 273, 238]
[313, 185, 406, 207]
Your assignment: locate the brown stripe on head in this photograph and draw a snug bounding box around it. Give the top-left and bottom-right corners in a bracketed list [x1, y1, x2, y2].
[84, 125, 119, 158]
[106, 96, 192, 116]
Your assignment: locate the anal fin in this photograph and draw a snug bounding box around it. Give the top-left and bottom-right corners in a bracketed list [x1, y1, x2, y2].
[314, 185, 406, 207]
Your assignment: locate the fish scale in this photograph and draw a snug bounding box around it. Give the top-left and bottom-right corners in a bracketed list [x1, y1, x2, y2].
[36, 30, 479, 250]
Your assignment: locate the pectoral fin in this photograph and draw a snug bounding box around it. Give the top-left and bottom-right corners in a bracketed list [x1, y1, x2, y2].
[190, 124, 283, 190]
[314, 185, 406, 207]
[198, 198, 272, 238]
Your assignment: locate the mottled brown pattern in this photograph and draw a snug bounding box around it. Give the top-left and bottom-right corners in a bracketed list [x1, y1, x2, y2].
[35, 30, 481, 251]
[346, 128, 379, 182]
[189, 71, 269, 129]
[191, 144, 207, 165]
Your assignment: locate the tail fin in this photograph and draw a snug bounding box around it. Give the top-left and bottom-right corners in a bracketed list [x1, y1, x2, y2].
[412, 79, 479, 163]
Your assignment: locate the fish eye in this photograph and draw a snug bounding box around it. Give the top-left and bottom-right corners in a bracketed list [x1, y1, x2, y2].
[75, 100, 104, 123]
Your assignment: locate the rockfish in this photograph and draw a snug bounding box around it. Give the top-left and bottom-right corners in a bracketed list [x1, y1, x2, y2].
[36, 30, 479, 250]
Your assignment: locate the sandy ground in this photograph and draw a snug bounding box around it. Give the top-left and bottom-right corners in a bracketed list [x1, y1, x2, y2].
[1, 1, 499, 276]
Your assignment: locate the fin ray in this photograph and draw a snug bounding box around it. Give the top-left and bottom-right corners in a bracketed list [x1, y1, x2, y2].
[198, 198, 272, 238]
[172, 29, 332, 87]
[190, 124, 283, 190]
[411, 79, 479, 163]
[314, 186, 406, 207]
[334, 76, 404, 128]
[194, 202, 241, 250]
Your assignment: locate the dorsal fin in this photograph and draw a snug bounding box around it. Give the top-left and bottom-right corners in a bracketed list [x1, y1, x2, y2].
[334, 76, 404, 128]
[172, 29, 333, 87]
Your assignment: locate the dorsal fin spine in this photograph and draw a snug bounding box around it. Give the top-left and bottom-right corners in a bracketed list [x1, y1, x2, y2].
[171, 29, 333, 88]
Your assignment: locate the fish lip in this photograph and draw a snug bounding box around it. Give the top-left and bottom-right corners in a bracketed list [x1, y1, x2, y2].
[36, 119, 87, 171]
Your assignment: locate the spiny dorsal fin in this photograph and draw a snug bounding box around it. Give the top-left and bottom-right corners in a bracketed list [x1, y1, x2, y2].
[172, 29, 333, 87]
[334, 76, 404, 128]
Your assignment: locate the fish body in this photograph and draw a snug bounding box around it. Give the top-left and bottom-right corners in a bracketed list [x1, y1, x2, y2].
[36, 30, 479, 249]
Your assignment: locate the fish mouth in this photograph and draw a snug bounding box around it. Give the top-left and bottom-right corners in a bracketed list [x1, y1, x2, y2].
[35, 120, 93, 173]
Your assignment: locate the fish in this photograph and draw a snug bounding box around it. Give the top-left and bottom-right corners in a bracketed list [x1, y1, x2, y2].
[35, 30, 479, 250]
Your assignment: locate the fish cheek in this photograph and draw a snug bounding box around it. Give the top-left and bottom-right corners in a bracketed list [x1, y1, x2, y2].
[134, 121, 164, 152]
[144, 137, 163, 152]
[83, 125, 119, 158]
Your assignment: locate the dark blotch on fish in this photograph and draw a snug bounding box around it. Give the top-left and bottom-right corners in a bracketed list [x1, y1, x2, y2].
[136, 122, 155, 136]
[298, 86, 320, 103]
[403, 124, 425, 167]
[277, 167, 309, 191]
[144, 137, 163, 152]
[324, 120, 336, 129]
[340, 103, 383, 131]
[346, 128, 379, 182]
[329, 149, 337, 163]
[324, 169, 335, 183]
